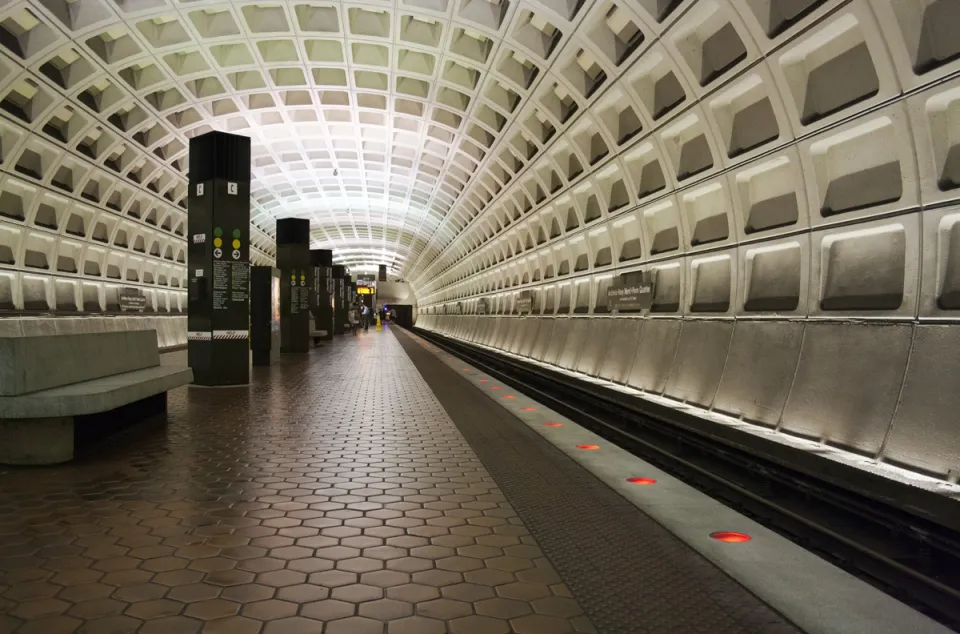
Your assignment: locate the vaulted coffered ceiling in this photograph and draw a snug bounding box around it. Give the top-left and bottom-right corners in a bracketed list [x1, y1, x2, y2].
[2, 0, 953, 294]
[2, 0, 645, 275]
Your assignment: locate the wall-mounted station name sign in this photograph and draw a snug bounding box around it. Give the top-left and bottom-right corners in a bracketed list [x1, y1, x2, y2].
[607, 284, 653, 311]
[607, 271, 656, 312]
[357, 286, 375, 295]
[118, 288, 147, 312]
[516, 291, 532, 314]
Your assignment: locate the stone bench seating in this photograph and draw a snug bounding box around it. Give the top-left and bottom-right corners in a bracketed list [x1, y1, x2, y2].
[0, 330, 192, 465]
[310, 329, 328, 345]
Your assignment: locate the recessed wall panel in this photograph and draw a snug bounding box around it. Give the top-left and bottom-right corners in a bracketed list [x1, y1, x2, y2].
[713, 320, 804, 426]
[597, 319, 642, 383]
[663, 319, 734, 407]
[780, 322, 911, 455]
[883, 325, 960, 477]
[575, 318, 613, 376]
[626, 318, 681, 393]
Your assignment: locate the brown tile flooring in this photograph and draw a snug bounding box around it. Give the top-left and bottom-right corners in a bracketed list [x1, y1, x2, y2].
[0, 331, 595, 634]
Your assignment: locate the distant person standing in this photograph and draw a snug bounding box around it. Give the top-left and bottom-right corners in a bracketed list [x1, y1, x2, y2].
[347, 305, 359, 335]
[361, 304, 369, 331]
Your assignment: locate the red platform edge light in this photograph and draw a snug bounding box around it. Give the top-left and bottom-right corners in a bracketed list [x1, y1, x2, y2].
[710, 531, 752, 543]
[491, 386, 501, 390]
[521, 407, 536, 411]
[544, 422, 563, 427]
[576, 444, 600, 450]
[503, 395, 516, 399]
[627, 477, 657, 485]
[479, 379, 489, 383]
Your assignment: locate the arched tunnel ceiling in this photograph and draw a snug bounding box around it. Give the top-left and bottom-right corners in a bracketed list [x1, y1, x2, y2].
[0, 0, 956, 288]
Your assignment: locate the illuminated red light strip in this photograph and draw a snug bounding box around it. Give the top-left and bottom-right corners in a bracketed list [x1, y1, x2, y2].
[627, 477, 657, 485]
[577, 444, 600, 450]
[710, 531, 752, 543]
[544, 422, 563, 427]
[521, 407, 536, 411]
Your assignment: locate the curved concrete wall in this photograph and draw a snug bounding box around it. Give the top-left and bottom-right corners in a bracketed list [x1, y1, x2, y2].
[412, 0, 960, 483]
[417, 314, 960, 481]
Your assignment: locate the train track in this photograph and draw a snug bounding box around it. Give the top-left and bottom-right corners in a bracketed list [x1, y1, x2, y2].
[413, 326, 960, 632]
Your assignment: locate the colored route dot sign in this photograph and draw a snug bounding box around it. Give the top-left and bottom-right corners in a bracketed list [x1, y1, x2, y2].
[232, 239, 241, 249]
[213, 237, 223, 248]
[214, 227, 222, 237]
[232, 229, 241, 238]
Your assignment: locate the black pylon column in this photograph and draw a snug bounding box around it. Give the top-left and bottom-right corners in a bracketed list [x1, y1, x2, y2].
[187, 131, 251, 386]
[332, 265, 345, 335]
[346, 276, 357, 309]
[344, 274, 355, 330]
[276, 218, 311, 353]
[250, 266, 280, 366]
[310, 249, 333, 342]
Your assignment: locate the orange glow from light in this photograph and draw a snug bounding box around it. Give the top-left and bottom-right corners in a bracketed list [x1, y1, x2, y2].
[627, 477, 657, 485]
[479, 379, 489, 382]
[491, 386, 501, 390]
[710, 531, 752, 543]
[544, 423, 563, 427]
[521, 407, 536, 411]
[577, 444, 600, 450]
[503, 395, 516, 399]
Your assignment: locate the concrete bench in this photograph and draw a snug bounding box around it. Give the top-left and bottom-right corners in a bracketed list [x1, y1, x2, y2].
[0, 330, 192, 465]
[310, 330, 328, 346]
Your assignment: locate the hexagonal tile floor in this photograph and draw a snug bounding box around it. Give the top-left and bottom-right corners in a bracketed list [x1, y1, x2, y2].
[0, 330, 595, 634]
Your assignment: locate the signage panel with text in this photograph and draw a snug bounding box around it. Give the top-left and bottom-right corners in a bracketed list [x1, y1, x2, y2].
[607, 282, 653, 311]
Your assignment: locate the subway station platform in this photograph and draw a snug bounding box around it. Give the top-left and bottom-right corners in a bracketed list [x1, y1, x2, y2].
[0, 327, 944, 634]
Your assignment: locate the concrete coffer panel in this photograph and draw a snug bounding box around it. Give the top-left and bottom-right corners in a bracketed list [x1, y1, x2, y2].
[543, 319, 573, 366]
[882, 325, 960, 478]
[517, 317, 543, 357]
[484, 318, 501, 347]
[626, 319, 683, 394]
[477, 318, 494, 346]
[558, 319, 591, 370]
[597, 320, 643, 384]
[663, 320, 735, 408]
[780, 322, 912, 456]
[531, 319, 555, 361]
[493, 318, 513, 350]
[713, 320, 805, 427]
[503, 318, 522, 353]
[575, 319, 613, 377]
[485, 317, 504, 348]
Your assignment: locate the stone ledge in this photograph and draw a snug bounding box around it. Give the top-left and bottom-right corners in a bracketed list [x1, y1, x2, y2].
[0, 330, 162, 396]
[0, 365, 193, 418]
